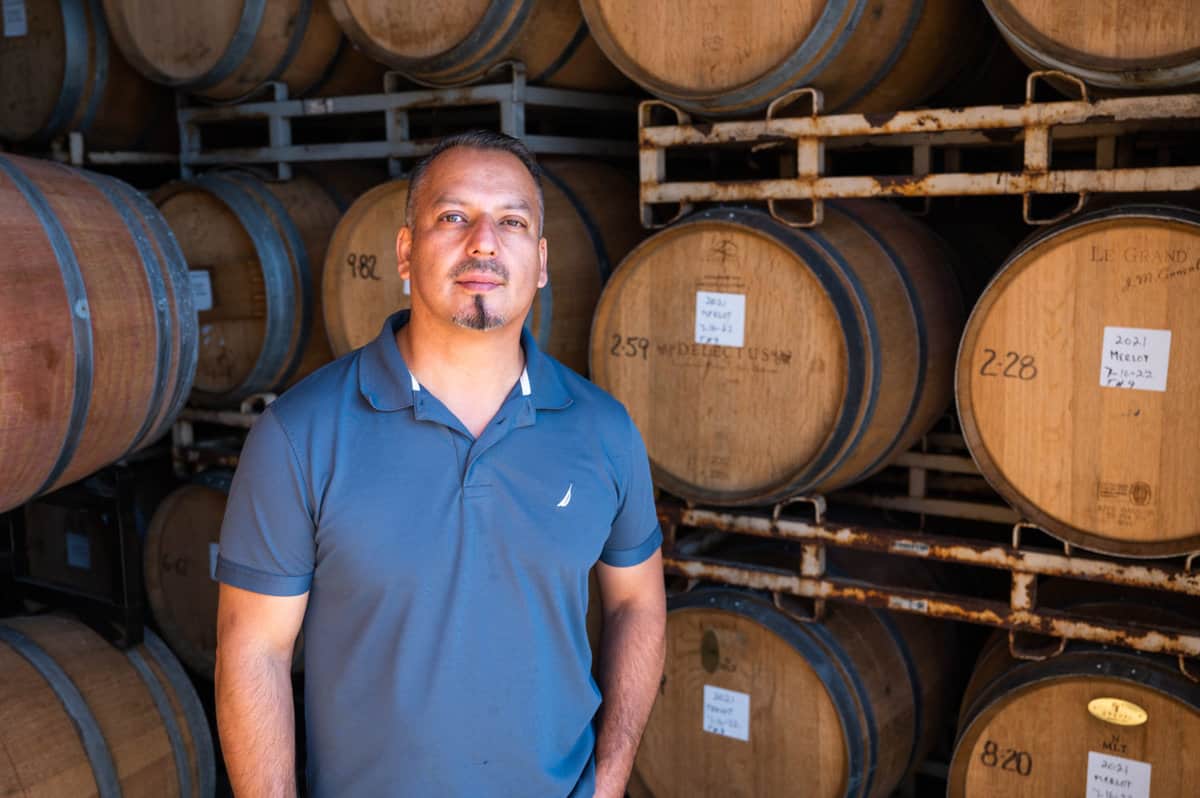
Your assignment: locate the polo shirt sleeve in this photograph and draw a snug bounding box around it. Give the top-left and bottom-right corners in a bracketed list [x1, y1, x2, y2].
[600, 415, 663, 567]
[215, 408, 316, 596]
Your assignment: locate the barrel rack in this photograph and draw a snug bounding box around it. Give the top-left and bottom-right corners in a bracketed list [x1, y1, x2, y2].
[637, 71, 1200, 228]
[661, 496, 1200, 676]
[175, 63, 637, 180]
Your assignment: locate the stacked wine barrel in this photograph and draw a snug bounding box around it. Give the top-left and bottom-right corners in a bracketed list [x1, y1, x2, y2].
[0, 154, 197, 514]
[957, 205, 1200, 558]
[630, 587, 953, 798]
[591, 201, 965, 504]
[0, 0, 170, 148]
[0, 615, 215, 796]
[153, 171, 343, 406]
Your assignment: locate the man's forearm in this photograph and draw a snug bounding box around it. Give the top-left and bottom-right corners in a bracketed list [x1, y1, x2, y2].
[215, 647, 298, 798]
[593, 601, 667, 798]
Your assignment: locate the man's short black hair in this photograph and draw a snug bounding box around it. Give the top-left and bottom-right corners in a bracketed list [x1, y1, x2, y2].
[405, 130, 545, 233]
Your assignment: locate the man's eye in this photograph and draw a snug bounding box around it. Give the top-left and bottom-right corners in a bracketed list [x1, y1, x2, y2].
[440, 212, 465, 223]
[501, 218, 527, 228]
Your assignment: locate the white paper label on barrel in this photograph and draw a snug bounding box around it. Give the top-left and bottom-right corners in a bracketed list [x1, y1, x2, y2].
[3, 0, 26, 37]
[1086, 751, 1151, 798]
[1099, 326, 1171, 392]
[695, 291, 746, 348]
[209, 542, 220, 581]
[190, 270, 214, 312]
[702, 685, 750, 742]
[65, 532, 91, 570]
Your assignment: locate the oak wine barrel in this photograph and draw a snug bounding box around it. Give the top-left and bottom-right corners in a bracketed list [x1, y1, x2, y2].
[155, 171, 342, 406]
[0, 154, 197, 515]
[0, 615, 215, 797]
[322, 158, 642, 374]
[0, 0, 169, 148]
[144, 473, 304, 678]
[983, 0, 1200, 93]
[956, 205, 1200, 558]
[327, 0, 627, 89]
[949, 633, 1200, 797]
[590, 203, 964, 505]
[579, 0, 985, 117]
[630, 588, 952, 798]
[101, 0, 344, 102]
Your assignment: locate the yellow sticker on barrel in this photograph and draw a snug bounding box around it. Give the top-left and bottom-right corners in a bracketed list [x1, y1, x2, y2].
[1087, 697, 1149, 726]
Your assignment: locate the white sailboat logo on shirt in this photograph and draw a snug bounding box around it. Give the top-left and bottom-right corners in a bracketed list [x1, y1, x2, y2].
[556, 483, 573, 508]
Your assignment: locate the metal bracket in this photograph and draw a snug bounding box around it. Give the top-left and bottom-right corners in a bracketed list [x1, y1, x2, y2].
[638, 99, 693, 229]
[773, 590, 826, 624]
[772, 494, 827, 526]
[766, 88, 825, 228]
[1008, 628, 1067, 661]
[1026, 70, 1090, 104]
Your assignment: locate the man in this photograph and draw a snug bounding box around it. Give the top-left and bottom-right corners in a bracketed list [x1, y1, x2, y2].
[214, 130, 666, 797]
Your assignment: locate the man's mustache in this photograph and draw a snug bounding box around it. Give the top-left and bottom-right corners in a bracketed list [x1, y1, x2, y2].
[449, 258, 509, 281]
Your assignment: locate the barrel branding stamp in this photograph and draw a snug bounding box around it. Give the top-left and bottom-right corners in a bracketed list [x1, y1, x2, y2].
[1088, 698, 1149, 727]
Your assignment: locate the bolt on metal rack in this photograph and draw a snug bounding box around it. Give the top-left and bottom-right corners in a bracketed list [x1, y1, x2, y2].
[176, 63, 638, 180]
[659, 498, 1200, 679]
[638, 70, 1200, 228]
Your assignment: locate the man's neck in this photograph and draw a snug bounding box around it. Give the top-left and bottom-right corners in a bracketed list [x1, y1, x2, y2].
[395, 311, 527, 436]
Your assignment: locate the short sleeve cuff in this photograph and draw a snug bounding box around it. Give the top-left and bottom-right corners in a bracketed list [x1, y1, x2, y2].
[599, 524, 663, 567]
[216, 555, 313, 597]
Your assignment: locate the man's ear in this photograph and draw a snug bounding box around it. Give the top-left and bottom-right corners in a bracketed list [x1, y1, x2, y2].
[397, 226, 413, 280]
[537, 237, 548, 289]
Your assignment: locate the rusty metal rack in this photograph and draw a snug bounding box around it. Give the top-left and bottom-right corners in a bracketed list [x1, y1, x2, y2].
[638, 71, 1200, 228]
[659, 499, 1200, 677]
[177, 63, 637, 180]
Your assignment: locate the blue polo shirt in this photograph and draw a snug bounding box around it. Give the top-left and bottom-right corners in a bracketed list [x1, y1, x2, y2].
[216, 310, 662, 797]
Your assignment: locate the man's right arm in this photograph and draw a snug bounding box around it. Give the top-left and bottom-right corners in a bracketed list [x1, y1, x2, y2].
[215, 583, 309, 798]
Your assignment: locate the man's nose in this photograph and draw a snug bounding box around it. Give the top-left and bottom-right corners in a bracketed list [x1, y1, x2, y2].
[467, 216, 499, 258]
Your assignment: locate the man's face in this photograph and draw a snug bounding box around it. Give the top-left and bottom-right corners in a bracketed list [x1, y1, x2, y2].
[397, 147, 548, 333]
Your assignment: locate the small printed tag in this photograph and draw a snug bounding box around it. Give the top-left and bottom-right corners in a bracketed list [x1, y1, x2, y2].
[1086, 751, 1151, 798]
[1099, 326, 1171, 392]
[190, 270, 214, 312]
[65, 531, 91, 570]
[209, 542, 219, 581]
[3, 0, 27, 37]
[695, 291, 746, 348]
[702, 685, 750, 742]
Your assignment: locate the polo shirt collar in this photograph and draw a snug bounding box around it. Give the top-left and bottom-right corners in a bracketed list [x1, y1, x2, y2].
[357, 310, 573, 413]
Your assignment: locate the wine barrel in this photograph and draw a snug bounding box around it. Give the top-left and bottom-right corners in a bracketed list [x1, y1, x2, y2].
[322, 157, 642, 374]
[327, 0, 627, 89]
[956, 205, 1200, 558]
[949, 634, 1200, 797]
[580, 0, 984, 117]
[154, 171, 342, 406]
[631, 588, 952, 798]
[101, 0, 343, 102]
[983, 0, 1200, 93]
[0, 0, 169, 148]
[0, 154, 197, 515]
[590, 203, 964, 505]
[0, 615, 215, 797]
[143, 474, 305, 677]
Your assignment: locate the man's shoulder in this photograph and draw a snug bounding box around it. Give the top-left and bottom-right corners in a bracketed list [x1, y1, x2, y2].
[545, 357, 634, 435]
[265, 349, 363, 431]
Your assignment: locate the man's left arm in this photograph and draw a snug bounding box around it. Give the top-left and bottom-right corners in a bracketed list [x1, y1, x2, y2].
[592, 551, 666, 798]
